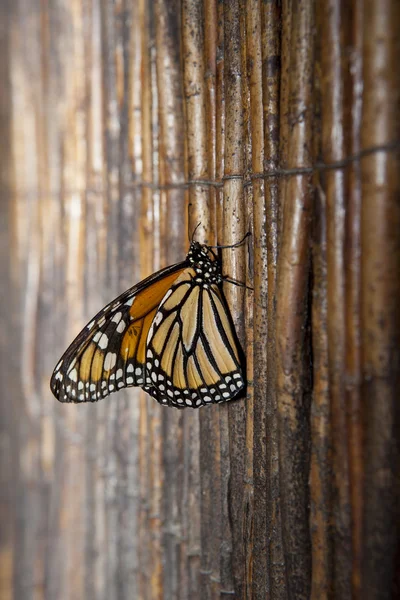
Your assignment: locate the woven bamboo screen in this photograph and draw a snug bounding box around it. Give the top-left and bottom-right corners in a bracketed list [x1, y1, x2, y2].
[1, 0, 399, 599]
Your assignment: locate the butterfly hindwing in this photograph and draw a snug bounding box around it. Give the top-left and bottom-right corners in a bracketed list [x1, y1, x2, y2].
[144, 270, 245, 408]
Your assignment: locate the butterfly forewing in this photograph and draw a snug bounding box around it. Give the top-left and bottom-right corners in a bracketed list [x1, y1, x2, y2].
[51, 263, 187, 402]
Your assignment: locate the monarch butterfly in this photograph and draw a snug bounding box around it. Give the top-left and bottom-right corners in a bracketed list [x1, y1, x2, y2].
[50, 235, 248, 409]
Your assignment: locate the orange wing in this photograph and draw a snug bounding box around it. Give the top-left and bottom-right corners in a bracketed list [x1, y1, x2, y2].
[50, 263, 187, 402]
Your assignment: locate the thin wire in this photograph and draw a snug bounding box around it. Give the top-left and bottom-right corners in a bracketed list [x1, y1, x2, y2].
[18, 140, 399, 200]
[249, 139, 400, 181]
[127, 138, 399, 191]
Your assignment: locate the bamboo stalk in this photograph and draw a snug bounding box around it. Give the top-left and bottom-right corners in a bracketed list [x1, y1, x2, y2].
[100, 1, 124, 596]
[22, 0, 53, 596]
[200, 4, 222, 596]
[181, 2, 209, 586]
[154, 2, 186, 599]
[113, 0, 141, 596]
[343, 2, 363, 597]
[0, 2, 15, 598]
[240, 5, 255, 599]
[238, 4, 255, 600]
[8, 5, 47, 598]
[181, 1, 220, 598]
[275, 1, 314, 597]
[222, 1, 248, 597]
[214, 4, 230, 597]
[320, 2, 352, 597]
[82, 1, 103, 598]
[137, 4, 163, 600]
[84, 2, 109, 598]
[360, 1, 400, 597]
[245, 0, 267, 598]
[258, 2, 286, 598]
[148, 7, 165, 599]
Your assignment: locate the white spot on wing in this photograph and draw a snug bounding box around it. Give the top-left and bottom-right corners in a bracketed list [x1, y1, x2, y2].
[98, 334, 109, 350]
[69, 369, 78, 382]
[67, 358, 77, 372]
[154, 312, 163, 326]
[104, 352, 117, 371]
[116, 320, 126, 333]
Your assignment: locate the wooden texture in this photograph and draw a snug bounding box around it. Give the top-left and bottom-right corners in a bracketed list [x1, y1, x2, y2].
[1, 1, 400, 599]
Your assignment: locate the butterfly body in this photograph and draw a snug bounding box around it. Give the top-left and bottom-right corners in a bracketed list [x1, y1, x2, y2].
[51, 241, 245, 408]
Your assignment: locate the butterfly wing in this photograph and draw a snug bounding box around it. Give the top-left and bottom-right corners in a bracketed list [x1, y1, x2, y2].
[50, 262, 188, 402]
[144, 269, 245, 408]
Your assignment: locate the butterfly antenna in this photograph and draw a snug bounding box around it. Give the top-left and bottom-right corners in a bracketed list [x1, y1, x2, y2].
[190, 222, 202, 243]
[208, 231, 251, 250]
[222, 276, 254, 291]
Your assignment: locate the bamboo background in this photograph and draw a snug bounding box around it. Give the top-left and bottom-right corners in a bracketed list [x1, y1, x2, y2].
[1, 1, 399, 599]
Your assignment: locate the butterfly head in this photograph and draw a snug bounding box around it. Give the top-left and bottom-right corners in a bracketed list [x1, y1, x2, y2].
[187, 241, 222, 285]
